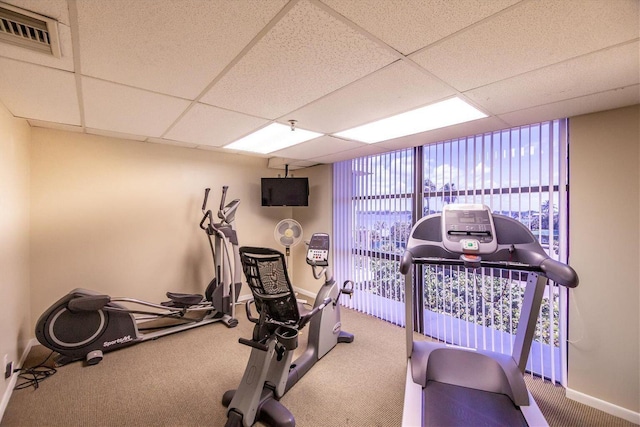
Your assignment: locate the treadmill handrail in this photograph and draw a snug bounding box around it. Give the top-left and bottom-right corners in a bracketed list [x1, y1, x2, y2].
[402, 255, 577, 288]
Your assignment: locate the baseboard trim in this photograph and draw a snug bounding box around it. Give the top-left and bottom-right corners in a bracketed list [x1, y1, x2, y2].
[293, 287, 317, 300]
[566, 387, 640, 425]
[0, 338, 37, 423]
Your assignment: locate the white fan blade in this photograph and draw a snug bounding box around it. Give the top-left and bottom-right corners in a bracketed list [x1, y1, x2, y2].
[280, 236, 294, 246]
[277, 222, 289, 235]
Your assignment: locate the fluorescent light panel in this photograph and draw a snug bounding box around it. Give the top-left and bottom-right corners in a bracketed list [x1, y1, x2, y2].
[224, 123, 322, 154]
[334, 97, 487, 144]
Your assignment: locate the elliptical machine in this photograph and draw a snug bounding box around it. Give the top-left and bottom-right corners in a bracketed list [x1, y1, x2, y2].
[35, 186, 242, 366]
[222, 232, 353, 427]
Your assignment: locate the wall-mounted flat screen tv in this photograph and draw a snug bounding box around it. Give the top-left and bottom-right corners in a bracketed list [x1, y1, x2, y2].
[261, 177, 309, 207]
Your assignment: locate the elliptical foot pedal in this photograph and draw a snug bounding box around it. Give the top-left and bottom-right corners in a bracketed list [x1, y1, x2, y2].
[86, 350, 103, 366]
[164, 292, 204, 307]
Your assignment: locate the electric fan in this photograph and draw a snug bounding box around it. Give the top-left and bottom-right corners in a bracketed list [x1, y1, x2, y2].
[274, 219, 304, 265]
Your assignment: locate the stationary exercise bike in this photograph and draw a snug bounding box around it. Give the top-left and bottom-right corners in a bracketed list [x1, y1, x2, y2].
[35, 186, 242, 366]
[222, 233, 354, 427]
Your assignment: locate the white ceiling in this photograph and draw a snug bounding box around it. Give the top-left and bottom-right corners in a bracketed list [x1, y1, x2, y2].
[0, 0, 638, 169]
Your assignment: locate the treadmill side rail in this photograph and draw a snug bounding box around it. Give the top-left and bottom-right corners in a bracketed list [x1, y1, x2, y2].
[402, 363, 423, 427]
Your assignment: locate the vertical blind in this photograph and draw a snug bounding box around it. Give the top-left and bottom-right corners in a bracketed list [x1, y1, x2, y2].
[333, 149, 413, 327]
[333, 119, 569, 384]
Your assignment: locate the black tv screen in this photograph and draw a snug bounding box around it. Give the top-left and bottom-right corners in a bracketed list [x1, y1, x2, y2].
[261, 177, 309, 207]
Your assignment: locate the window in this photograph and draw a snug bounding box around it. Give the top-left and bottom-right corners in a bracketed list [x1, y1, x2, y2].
[333, 119, 569, 383]
[333, 149, 413, 326]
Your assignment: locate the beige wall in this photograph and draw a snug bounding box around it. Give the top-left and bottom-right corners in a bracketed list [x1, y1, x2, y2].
[289, 164, 333, 295]
[568, 105, 640, 413]
[0, 103, 31, 405]
[28, 128, 303, 328]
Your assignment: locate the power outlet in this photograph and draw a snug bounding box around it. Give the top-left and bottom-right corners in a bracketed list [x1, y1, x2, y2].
[3, 354, 12, 380]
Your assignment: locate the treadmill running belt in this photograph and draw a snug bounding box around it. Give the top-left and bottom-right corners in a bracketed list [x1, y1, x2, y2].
[423, 381, 528, 427]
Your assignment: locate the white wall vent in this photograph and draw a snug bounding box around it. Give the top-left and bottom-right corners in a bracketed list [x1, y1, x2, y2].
[0, 2, 61, 58]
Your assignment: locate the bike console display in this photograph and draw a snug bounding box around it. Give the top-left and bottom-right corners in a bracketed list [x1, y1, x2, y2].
[306, 233, 329, 267]
[442, 204, 497, 255]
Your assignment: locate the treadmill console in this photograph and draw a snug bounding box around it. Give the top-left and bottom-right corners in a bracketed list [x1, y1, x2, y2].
[442, 204, 497, 255]
[306, 233, 329, 267]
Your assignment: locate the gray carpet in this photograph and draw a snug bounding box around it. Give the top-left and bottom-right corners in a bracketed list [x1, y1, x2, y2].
[1, 307, 634, 426]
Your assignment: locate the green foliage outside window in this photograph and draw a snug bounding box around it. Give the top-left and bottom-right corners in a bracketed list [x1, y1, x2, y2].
[356, 206, 560, 347]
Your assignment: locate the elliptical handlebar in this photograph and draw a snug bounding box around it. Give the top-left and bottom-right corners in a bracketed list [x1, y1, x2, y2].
[219, 185, 228, 212]
[200, 186, 240, 232]
[200, 188, 214, 232]
[202, 188, 210, 212]
[199, 211, 213, 232]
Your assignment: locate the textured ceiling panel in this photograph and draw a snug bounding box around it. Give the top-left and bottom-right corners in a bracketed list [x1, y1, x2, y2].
[271, 135, 367, 159]
[82, 77, 190, 137]
[76, 0, 288, 98]
[0, 57, 80, 124]
[466, 41, 640, 114]
[0, 0, 638, 166]
[28, 118, 82, 133]
[147, 137, 198, 149]
[376, 116, 507, 151]
[413, 0, 640, 91]
[286, 61, 455, 133]
[321, 0, 519, 55]
[164, 103, 268, 147]
[267, 157, 318, 170]
[200, 0, 396, 119]
[498, 85, 640, 127]
[309, 142, 389, 164]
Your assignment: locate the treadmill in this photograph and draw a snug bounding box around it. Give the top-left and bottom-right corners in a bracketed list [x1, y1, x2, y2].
[399, 204, 579, 426]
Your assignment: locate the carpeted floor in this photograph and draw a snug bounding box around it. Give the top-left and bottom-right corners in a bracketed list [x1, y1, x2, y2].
[1, 307, 635, 426]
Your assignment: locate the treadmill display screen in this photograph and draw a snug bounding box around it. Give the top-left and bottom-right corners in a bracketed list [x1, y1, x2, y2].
[442, 207, 496, 256]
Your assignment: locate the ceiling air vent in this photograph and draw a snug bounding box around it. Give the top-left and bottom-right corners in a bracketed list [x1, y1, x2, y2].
[0, 2, 61, 58]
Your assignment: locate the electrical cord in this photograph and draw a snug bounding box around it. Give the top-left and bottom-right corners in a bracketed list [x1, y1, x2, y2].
[13, 350, 57, 390]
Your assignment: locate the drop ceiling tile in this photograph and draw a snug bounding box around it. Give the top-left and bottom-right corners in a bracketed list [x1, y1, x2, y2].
[413, 0, 640, 91]
[309, 142, 389, 164]
[498, 85, 640, 127]
[465, 41, 640, 115]
[376, 116, 507, 151]
[147, 137, 198, 149]
[28, 118, 83, 133]
[86, 127, 147, 142]
[321, 0, 518, 55]
[267, 157, 319, 170]
[286, 61, 455, 134]
[82, 77, 190, 137]
[164, 103, 268, 147]
[196, 145, 233, 153]
[75, 0, 288, 99]
[201, 0, 396, 119]
[270, 135, 367, 160]
[0, 57, 80, 124]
